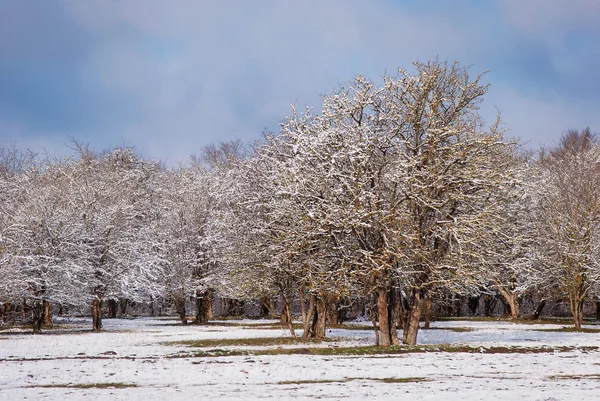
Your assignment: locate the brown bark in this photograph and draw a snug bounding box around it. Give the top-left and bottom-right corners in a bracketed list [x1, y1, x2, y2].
[423, 295, 432, 329]
[174, 297, 187, 325]
[311, 296, 327, 339]
[31, 300, 45, 334]
[107, 299, 118, 318]
[402, 291, 422, 345]
[368, 294, 379, 346]
[498, 288, 520, 319]
[195, 289, 212, 324]
[259, 297, 278, 319]
[91, 299, 102, 331]
[377, 288, 392, 347]
[299, 287, 307, 325]
[570, 298, 585, 329]
[327, 299, 342, 326]
[43, 301, 53, 328]
[301, 294, 316, 341]
[280, 299, 291, 324]
[0, 303, 11, 324]
[281, 295, 296, 338]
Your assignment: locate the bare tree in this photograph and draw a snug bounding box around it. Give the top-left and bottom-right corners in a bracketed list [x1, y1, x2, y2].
[534, 128, 600, 328]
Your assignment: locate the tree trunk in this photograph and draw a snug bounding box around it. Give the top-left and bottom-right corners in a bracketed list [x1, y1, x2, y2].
[280, 298, 291, 324]
[107, 299, 118, 318]
[311, 296, 327, 339]
[120, 299, 128, 315]
[498, 288, 520, 319]
[281, 295, 296, 338]
[467, 295, 480, 315]
[423, 295, 432, 329]
[368, 294, 379, 346]
[483, 294, 498, 317]
[195, 289, 211, 324]
[259, 297, 278, 319]
[570, 298, 585, 329]
[302, 294, 316, 341]
[402, 291, 422, 345]
[532, 300, 546, 320]
[91, 299, 102, 331]
[175, 297, 187, 325]
[327, 299, 341, 326]
[0, 302, 11, 324]
[377, 288, 392, 347]
[43, 301, 53, 328]
[31, 299, 45, 334]
[299, 287, 307, 325]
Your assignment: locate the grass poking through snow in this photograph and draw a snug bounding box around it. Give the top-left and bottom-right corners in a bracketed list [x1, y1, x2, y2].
[29, 382, 137, 389]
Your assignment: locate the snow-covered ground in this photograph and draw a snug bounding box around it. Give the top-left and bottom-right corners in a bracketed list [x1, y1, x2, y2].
[2, 317, 600, 400]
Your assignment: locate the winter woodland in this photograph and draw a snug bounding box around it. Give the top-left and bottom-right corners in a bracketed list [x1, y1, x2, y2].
[2, 60, 600, 346]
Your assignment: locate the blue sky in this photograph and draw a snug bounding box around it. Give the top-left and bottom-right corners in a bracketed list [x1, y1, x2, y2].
[1, 0, 599, 165]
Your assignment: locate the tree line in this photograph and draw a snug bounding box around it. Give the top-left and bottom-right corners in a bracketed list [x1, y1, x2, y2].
[1, 60, 599, 345]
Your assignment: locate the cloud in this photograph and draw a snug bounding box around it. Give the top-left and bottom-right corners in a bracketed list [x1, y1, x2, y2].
[1, 0, 599, 165]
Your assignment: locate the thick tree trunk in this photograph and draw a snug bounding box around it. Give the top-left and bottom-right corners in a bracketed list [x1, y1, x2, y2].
[195, 289, 212, 324]
[175, 297, 187, 325]
[402, 291, 422, 345]
[107, 299, 117, 318]
[377, 288, 392, 347]
[498, 287, 520, 319]
[91, 299, 102, 331]
[31, 300, 46, 334]
[327, 299, 342, 326]
[570, 298, 585, 329]
[311, 296, 327, 339]
[43, 301, 53, 328]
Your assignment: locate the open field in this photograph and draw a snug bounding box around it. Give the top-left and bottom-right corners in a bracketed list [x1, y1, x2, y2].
[2, 317, 600, 400]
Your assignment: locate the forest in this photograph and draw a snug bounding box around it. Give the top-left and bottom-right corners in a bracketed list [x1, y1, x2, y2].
[2, 60, 600, 346]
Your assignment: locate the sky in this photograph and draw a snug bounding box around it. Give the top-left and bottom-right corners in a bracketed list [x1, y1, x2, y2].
[1, 0, 600, 165]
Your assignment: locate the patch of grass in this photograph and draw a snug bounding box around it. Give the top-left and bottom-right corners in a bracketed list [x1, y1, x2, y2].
[30, 382, 137, 389]
[424, 327, 475, 333]
[167, 344, 598, 359]
[535, 327, 600, 333]
[378, 377, 429, 383]
[435, 317, 574, 325]
[548, 374, 600, 380]
[278, 379, 342, 385]
[165, 337, 332, 348]
[277, 377, 429, 385]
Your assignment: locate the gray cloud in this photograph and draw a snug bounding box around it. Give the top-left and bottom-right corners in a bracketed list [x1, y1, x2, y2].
[1, 0, 599, 164]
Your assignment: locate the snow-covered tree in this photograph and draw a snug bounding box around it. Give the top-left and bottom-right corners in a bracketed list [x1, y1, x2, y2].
[534, 129, 600, 328]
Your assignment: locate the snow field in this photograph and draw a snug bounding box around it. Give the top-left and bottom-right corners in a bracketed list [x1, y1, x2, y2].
[1, 318, 600, 400]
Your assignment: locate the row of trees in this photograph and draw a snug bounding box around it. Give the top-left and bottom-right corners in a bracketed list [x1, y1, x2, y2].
[1, 60, 600, 345]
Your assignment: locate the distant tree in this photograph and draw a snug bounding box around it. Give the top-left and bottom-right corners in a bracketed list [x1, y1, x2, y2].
[534, 128, 600, 328]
